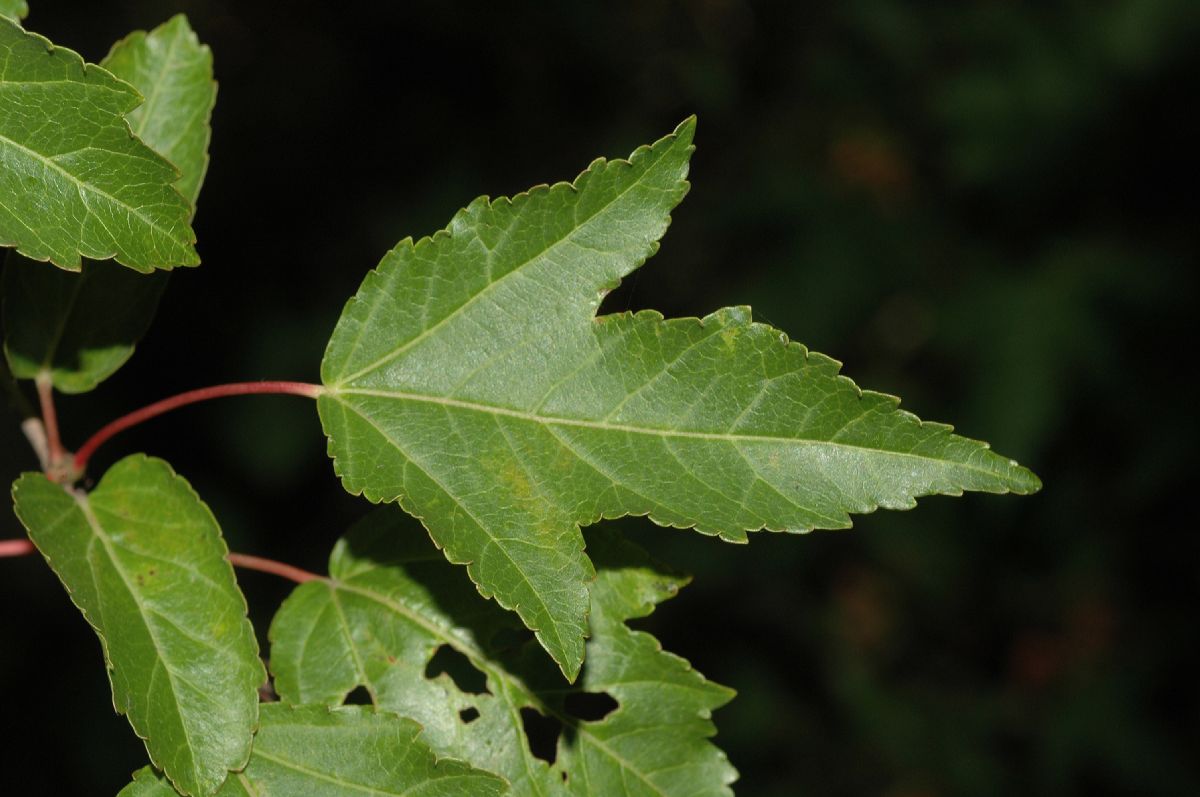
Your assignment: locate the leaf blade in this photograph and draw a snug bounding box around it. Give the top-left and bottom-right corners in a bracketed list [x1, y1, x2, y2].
[11, 455, 264, 796]
[233, 704, 508, 796]
[1, 14, 216, 393]
[269, 510, 736, 797]
[0, 17, 198, 271]
[119, 705, 509, 797]
[320, 118, 1039, 677]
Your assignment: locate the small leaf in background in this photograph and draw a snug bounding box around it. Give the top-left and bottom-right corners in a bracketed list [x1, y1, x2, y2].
[122, 705, 509, 797]
[319, 119, 1040, 677]
[0, 17, 198, 271]
[2, 254, 165, 393]
[0, 0, 26, 21]
[102, 14, 216, 212]
[270, 509, 737, 797]
[11, 455, 264, 797]
[1, 14, 216, 393]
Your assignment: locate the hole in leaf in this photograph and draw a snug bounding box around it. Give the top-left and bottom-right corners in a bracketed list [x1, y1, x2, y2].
[520, 707, 563, 764]
[425, 645, 489, 694]
[459, 707, 480, 724]
[344, 685, 373, 706]
[563, 691, 618, 722]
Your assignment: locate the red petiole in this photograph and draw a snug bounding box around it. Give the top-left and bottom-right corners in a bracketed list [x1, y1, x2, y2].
[72, 381, 323, 472]
[0, 539, 320, 585]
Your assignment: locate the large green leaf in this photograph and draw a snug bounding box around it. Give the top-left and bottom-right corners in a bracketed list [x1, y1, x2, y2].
[121, 706, 509, 797]
[269, 510, 737, 796]
[0, 17, 198, 271]
[1, 15, 215, 393]
[11, 455, 264, 797]
[0, 0, 27, 21]
[318, 118, 1041, 677]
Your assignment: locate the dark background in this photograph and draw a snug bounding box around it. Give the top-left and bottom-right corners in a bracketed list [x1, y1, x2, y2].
[2, 1, 1197, 794]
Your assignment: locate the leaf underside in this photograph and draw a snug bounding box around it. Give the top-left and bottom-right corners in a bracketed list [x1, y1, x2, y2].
[120, 705, 508, 797]
[318, 118, 1040, 677]
[0, 17, 198, 271]
[12, 456, 264, 797]
[269, 509, 736, 797]
[2, 14, 215, 393]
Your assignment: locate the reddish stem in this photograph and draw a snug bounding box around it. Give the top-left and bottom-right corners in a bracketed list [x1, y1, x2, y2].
[73, 381, 323, 472]
[0, 539, 35, 558]
[227, 553, 322, 584]
[1, 538, 319, 585]
[36, 377, 64, 467]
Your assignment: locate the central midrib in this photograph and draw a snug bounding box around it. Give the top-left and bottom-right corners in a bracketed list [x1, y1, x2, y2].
[329, 387, 1013, 482]
[0, 129, 187, 251]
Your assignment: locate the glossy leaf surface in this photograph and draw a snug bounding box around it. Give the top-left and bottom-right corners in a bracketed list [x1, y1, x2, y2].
[270, 510, 737, 796]
[2, 14, 215, 393]
[11, 455, 264, 796]
[123, 706, 509, 797]
[0, 17, 198, 271]
[319, 119, 1040, 677]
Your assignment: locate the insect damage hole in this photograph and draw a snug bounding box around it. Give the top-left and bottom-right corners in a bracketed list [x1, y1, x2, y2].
[563, 691, 619, 722]
[459, 707, 480, 724]
[425, 645, 490, 694]
[519, 707, 563, 764]
[343, 685, 374, 705]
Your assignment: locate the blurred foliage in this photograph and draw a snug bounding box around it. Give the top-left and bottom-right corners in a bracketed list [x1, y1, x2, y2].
[2, 0, 1197, 794]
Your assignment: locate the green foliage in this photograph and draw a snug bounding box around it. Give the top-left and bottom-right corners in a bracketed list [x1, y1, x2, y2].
[0, 17, 198, 272]
[0, 6, 1043, 796]
[319, 118, 1037, 677]
[2, 13, 213, 393]
[12, 455, 263, 796]
[120, 705, 508, 796]
[270, 510, 737, 796]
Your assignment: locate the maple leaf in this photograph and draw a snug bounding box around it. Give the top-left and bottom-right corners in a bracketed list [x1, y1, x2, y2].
[319, 120, 1041, 676]
[318, 118, 1039, 677]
